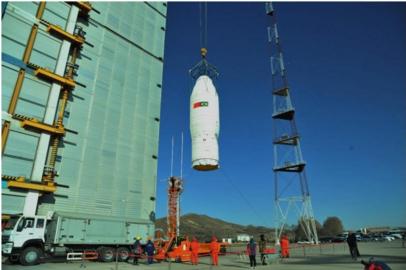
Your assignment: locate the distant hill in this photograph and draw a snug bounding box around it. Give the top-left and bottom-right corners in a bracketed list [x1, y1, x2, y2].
[155, 213, 275, 242]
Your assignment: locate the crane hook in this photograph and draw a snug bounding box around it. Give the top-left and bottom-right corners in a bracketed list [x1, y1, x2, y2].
[200, 47, 207, 58]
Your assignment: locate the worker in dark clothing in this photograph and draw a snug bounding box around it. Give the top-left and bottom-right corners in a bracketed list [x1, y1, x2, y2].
[246, 237, 257, 269]
[132, 237, 143, 265]
[347, 232, 360, 260]
[258, 234, 267, 265]
[145, 239, 155, 264]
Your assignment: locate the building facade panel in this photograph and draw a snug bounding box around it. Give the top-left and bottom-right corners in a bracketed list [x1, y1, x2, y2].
[2, 2, 166, 227]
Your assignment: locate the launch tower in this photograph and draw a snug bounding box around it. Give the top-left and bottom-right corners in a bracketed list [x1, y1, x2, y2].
[265, 3, 319, 244]
[167, 176, 183, 239]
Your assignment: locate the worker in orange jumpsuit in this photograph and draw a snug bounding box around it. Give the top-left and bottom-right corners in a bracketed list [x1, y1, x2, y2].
[280, 235, 290, 258]
[210, 236, 220, 266]
[190, 237, 200, 265]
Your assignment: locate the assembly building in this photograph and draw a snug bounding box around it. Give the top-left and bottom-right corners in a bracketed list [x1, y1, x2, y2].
[1, 1, 166, 236]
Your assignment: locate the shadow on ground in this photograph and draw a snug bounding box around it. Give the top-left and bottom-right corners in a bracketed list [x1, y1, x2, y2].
[282, 254, 406, 265]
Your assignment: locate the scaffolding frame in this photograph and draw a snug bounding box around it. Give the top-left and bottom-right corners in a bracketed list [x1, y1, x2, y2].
[1, 3, 92, 214]
[266, 2, 318, 244]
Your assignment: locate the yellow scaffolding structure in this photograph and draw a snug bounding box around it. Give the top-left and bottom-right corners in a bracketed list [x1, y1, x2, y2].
[2, 2, 95, 194]
[12, 114, 65, 136]
[28, 63, 76, 88]
[2, 175, 57, 193]
[45, 23, 85, 45]
[69, 1, 93, 14]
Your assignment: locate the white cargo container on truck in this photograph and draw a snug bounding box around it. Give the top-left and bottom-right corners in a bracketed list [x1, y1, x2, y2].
[2, 211, 154, 265]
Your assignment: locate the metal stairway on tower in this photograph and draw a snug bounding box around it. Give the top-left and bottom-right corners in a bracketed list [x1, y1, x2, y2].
[265, 2, 319, 244]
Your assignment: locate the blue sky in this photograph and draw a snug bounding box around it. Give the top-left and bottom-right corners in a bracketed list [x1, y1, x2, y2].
[156, 2, 406, 230]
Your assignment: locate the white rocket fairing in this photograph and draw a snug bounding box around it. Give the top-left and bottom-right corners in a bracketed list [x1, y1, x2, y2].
[190, 75, 219, 171]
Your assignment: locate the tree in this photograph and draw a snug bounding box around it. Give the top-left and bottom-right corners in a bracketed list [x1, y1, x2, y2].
[294, 219, 322, 241]
[322, 216, 344, 236]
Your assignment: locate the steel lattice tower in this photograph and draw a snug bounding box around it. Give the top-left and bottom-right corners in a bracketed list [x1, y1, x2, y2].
[265, 3, 318, 244]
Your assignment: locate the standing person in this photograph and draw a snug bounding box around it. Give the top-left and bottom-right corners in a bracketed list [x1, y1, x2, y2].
[210, 236, 220, 266]
[258, 234, 267, 265]
[145, 239, 155, 264]
[190, 236, 200, 265]
[280, 235, 290, 258]
[347, 232, 360, 260]
[132, 236, 143, 265]
[246, 237, 257, 269]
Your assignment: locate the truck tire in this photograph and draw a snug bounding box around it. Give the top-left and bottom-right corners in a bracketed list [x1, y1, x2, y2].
[19, 247, 41, 266]
[100, 247, 115, 262]
[8, 255, 19, 264]
[96, 246, 104, 262]
[116, 247, 129, 261]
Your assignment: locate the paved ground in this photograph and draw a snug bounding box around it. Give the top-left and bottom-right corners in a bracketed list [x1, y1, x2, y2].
[2, 241, 406, 270]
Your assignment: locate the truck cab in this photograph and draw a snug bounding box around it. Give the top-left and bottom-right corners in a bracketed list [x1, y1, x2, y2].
[2, 214, 49, 265]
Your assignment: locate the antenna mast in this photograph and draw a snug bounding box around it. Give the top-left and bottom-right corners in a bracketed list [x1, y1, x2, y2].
[265, 2, 318, 244]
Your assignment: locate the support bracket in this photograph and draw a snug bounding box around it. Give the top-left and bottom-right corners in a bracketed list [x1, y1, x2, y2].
[68, 1, 93, 14]
[43, 21, 84, 45]
[12, 114, 65, 136]
[27, 63, 76, 88]
[2, 175, 57, 193]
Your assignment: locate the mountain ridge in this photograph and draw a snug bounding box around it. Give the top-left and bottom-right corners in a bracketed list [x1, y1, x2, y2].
[155, 213, 275, 242]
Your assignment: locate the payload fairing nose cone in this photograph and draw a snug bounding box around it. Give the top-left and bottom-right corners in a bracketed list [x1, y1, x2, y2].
[190, 75, 220, 171]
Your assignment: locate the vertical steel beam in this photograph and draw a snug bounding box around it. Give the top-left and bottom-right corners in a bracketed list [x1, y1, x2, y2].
[48, 137, 59, 168]
[1, 121, 11, 154]
[7, 2, 46, 115]
[3, 2, 46, 157]
[47, 42, 80, 174]
[24, 4, 79, 216]
[7, 70, 26, 115]
[2, 2, 8, 18]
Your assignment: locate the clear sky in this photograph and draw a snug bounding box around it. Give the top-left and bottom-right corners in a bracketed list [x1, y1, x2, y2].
[156, 2, 406, 230]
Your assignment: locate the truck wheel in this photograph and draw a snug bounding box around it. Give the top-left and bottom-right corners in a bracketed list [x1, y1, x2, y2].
[100, 247, 115, 262]
[20, 247, 41, 266]
[116, 247, 129, 261]
[96, 247, 104, 262]
[8, 255, 19, 264]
